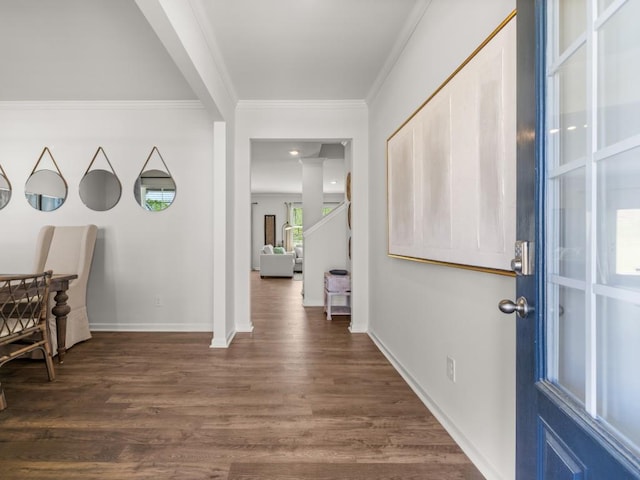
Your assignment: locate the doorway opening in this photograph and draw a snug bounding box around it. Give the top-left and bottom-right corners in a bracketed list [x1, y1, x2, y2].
[250, 138, 352, 320]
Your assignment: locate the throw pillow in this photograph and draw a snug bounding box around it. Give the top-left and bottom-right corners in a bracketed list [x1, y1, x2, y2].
[273, 246, 285, 254]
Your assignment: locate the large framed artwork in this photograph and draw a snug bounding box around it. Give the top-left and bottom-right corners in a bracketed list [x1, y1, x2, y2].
[387, 11, 516, 275]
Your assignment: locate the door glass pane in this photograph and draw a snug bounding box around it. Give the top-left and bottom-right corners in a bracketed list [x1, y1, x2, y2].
[556, 286, 586, 403]
[597, 0, 640, 148]
[597, 296, 640, 455]
[559, 0, 586, 53]
[597, 148, 640, 289]
[547, 0, 640, 464]
[549, 47, 587, 167]
[551, 169, 586, 279]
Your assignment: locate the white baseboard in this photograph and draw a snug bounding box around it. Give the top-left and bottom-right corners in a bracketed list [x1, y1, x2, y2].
[302, 298, 323, 307]
[368, 330, 502, 480]
[91, 323, 238, 349]
[90, 323, 211, 332]
[210, 329, 236, 348]
[235, 323, 254, 333]
[348, 324, 368, 333]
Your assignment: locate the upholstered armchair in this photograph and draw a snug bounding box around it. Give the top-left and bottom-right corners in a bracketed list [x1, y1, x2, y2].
[32, 225, 98, 355]
[293, 245, 303, 273]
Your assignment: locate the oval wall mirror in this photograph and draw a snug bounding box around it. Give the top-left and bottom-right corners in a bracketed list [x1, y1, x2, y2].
[0, 165, 11, 210]
[25, 169, 67, 212]
[134, 147, 176, 212]
[134, 168, 176, 211]
[79, 147, 122, 211]
[80, 169, 122, 211]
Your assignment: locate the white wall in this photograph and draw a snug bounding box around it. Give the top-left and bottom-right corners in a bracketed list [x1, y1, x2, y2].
[0, 101, 214, 332]
[367, 1, 516, 479]
[303, 203, 348, 307]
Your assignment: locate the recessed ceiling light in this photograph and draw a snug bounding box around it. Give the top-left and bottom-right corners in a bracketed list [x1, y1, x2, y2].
[289, 150, 299, 156]
[330, 180, 337, 185]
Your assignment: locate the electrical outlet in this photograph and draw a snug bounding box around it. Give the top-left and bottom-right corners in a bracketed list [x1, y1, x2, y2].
[446, 356, 456, 382]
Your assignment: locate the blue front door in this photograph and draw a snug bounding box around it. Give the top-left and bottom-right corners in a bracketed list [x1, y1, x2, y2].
[514, 1, 640, 478]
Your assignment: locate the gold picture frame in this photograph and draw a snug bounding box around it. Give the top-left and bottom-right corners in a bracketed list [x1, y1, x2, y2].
[386, 11, 517, 276]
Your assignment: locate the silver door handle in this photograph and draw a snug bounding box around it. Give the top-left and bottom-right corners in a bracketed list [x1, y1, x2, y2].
[498, 297, 532, 318]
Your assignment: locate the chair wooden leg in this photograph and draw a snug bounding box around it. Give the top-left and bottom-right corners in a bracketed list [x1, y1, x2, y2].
[0, 386, 7, 411]
[41, 323, 56, 382]
[43, 346, 56, 382]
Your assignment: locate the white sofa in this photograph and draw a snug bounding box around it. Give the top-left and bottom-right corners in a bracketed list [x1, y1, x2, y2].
[259, 245, 294, 278]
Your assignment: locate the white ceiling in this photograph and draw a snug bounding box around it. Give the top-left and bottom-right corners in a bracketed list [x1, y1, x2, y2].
[198, 0, 422, 100]
[0, 0, 425, 193]
[251, 140, 346, 195]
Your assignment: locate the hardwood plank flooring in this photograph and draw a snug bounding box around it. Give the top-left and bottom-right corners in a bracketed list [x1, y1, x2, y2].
[0, 272, 484, 479]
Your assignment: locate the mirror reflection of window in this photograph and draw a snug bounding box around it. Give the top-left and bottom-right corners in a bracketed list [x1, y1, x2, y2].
[134, 169, 176, 211]
[0, 173, 11, 210]
[25, 169, 67, 212]
[24, 147, 68, 212]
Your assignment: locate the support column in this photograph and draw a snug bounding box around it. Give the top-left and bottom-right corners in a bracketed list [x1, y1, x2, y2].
[211, 121, 234, 347]
[300, 157, 325, 230]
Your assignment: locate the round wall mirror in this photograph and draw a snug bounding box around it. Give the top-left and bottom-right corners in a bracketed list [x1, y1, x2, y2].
[134, 169, 176, 211]
[0, 173, 11, 210]
[25, 169, 67, 212]
[79, 169, 122, 211]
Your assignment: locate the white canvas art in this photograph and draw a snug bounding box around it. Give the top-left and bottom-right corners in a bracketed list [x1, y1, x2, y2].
[387, 13, 516, 273]
[388, 126, 415, 248]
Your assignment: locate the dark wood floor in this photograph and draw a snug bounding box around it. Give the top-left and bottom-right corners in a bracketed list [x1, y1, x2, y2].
[0, 272, 484, 479]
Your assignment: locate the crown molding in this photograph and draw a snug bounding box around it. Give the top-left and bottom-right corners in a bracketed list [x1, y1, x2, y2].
[366, 0, 432, 105]
[0, 100, 204, 110]
[236, 99, 367, 110]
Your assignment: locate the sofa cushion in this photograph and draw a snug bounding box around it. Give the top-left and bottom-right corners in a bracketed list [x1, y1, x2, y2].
[294, 246, 303, 258]
[262, 244, 274, 255]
